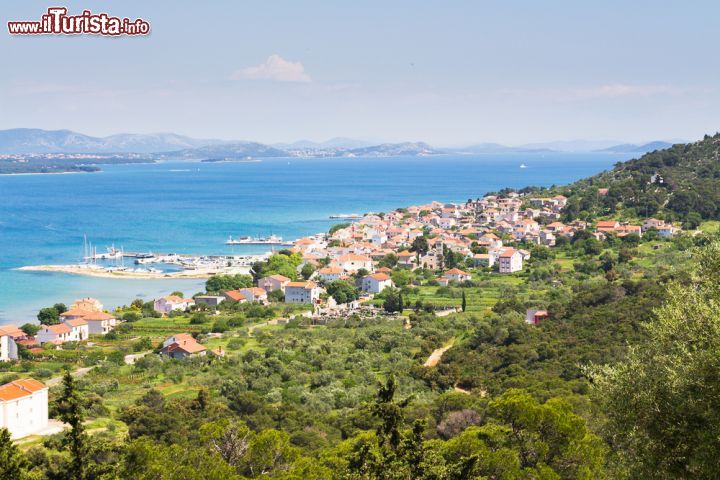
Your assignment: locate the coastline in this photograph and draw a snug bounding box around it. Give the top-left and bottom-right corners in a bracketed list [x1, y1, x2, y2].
[16, 264, 251, 279]
[0, 171, 97, 177]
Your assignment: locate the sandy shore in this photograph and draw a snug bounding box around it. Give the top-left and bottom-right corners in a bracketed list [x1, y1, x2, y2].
[17, 264, 250, 279]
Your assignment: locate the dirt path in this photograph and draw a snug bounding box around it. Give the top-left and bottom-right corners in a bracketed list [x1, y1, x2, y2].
[46, 366, 95, 387]
[124, 351, 151, 365]
[424, 341, 454, 367]
[435, 308, 460, 317]
[247, 318, 280, 336]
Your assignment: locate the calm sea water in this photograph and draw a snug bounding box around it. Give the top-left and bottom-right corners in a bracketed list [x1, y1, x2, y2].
[0, 153, 627, 323]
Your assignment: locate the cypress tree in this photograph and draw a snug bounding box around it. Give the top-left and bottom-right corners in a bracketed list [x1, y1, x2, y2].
[57, 370, 89, 480]
[0, 427, 26, 480]
[461, 291, 467, 312]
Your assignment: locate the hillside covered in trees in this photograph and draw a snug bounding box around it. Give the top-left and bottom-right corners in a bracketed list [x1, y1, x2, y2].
[561, 133, 720, 226]
[2, 136, 720, 479]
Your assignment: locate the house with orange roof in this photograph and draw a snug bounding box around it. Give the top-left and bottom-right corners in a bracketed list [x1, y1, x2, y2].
[0, 325, 26, 358]
[596, 220, 620, 232]
[396, 250, 416, 269]
[61, 318, 89, 342]
[258, 274, 291, 293]
[361, 273, 394, 294]
[36, 323, 72, 345]
[238, 287, 269, 304]
[526, 309, 549, 326]
[153, 295, 195, 315]
[334, 253, 373, 273]
[285, 281, 323, 304]
[70, 297, 103, 312]
[444, 268, 471, 282]
[0, 326, 22, 362]
[61, 307, 114, 336]
[318, 266, 344, 282]
[222, 290, 248, 303]
[616, 225, 642, 237]
[498, 248, 523, 273]
[0, 378, 48, 439]
[159, 333, 206, 360]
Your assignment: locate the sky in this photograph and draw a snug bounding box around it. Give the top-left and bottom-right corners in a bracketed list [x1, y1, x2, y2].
[1, 0, 719, 146]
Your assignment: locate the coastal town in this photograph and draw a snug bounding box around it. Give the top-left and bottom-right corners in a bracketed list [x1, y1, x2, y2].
[0, 188, 685, 440]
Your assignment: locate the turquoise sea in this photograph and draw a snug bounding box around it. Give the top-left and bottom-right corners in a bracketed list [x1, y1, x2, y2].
[0, 153, 628, 323]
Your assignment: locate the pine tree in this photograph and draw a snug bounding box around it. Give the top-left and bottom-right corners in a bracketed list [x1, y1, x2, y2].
[57, 370, 89, 480]
[0, 427, 26, 480]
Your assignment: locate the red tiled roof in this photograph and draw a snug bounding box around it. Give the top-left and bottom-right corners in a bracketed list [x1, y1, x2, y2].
[44, 324, 71, 335]
[0, 378, 46, 401]
[286, 281, 317, 289]
[63, 318, 88, 327]
[223, 290, 246, 302]
[445, 268, 468, 275]
[367, 273, 390, 281]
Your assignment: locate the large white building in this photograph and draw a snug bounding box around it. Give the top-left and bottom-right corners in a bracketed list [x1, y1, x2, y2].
[361, 273, 394, 294]
[498, 248, 523, 273]
[61, 308, 117, 336]
[36, 324, 72, 345]
[0, 379, 48, 439]
[284, 281, 322, 304]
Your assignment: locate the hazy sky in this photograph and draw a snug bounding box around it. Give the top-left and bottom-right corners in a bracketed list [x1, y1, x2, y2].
[1, 1, 719, 145]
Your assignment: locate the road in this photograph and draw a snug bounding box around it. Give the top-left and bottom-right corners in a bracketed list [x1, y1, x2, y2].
[424, 341, 454, 367]
[46, 366, 95, 387]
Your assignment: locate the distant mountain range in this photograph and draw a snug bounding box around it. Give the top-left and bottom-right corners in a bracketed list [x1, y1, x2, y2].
[0, 128, 226, 154]
[0, 128, 679, 158]
[595, 141, 674, 153]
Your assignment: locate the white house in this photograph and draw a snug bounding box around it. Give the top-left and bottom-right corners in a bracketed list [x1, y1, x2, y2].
[0, 379, 48, 439]
[444, 268, 471, 282]
[159, 333, 206, 360]
[396, 251, 417, 269]
[498, 248, 523, 273]
[154, 295, 195, 315]
[238, 287, 269, 304]
[258, 274, 291, 293]
[361, 273, 394, 294]
[0, 326, 24, 362]
[36, 324, 72, 345]
[62, 319, 89, 342]
[318, 266, 344, 282]
[285, 281, 322, 304]
[658, 225, 679, 238]
[60, 309, 116, 336]
[334, 253, 373, 273]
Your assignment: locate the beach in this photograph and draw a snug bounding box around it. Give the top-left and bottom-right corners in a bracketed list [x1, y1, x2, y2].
[16, 264, 251, 279]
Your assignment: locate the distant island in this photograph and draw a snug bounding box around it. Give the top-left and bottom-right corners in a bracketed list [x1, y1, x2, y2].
[0, 128, 679, 174]
[0, 153, 154, 175]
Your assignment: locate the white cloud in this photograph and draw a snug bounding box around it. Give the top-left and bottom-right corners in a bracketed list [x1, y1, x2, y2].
[232, 54, 311, 83]
[573, 83, 678, 99]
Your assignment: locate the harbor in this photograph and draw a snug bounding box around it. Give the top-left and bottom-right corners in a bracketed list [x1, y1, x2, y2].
[19, 248, 270, 279]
